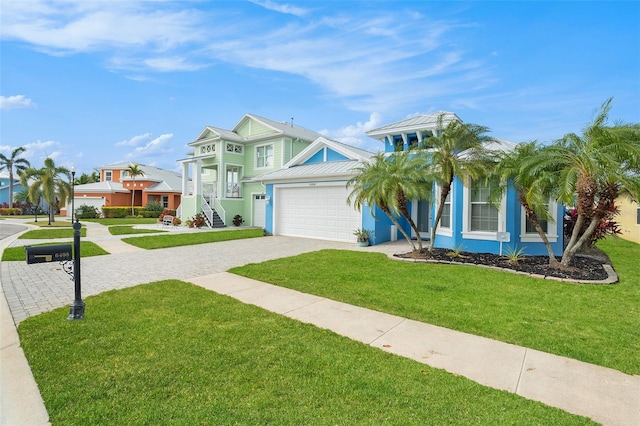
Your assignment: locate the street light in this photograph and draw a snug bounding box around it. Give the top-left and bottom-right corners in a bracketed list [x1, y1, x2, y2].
[68, 166, 85, 320]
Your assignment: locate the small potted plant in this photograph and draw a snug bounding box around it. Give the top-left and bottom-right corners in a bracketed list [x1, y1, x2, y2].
[232, 214, 244, 226]
[353, 228, 373, 247]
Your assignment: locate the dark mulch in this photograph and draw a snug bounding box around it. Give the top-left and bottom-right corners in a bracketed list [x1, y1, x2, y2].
[395, 247, 611, 281]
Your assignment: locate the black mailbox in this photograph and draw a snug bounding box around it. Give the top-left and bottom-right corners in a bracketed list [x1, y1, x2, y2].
[25, 244, 72, 264]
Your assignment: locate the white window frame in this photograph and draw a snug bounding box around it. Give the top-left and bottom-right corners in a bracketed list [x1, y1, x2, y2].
[225, 164, 242, 198]
[105, 171, 112, 182]
[520, 199, 558, 243]
[435, 184, 453, 237]
[162, 195, 169, 208]
[255, 144, 274, 169]
[462, 179, 505, 241]
[226, 143, 243, 154]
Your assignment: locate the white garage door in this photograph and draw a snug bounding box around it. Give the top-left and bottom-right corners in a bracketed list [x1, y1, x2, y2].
[66, 197, 105, 218]
[275, 184, 361, 242]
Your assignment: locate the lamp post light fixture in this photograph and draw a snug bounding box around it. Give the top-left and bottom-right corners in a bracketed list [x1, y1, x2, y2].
[68, 166, 85, 320]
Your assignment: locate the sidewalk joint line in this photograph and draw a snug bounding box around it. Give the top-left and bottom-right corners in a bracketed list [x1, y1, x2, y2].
[515, 348, 528, 394]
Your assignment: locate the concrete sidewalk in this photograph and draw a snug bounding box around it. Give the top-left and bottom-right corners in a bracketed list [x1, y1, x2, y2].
[1, 220, 639, 425]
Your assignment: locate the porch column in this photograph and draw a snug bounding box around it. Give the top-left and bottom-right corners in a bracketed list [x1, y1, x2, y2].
[181, 161, 189, 196]
[194, 159, 202, 198]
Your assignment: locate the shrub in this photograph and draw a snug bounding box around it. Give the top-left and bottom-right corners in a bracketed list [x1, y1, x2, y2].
[0, 207, 21, 216]
[76, 204, 101, 219]
[232, 214, 244, 226]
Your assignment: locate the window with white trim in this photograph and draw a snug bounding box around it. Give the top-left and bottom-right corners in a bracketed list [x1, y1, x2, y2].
[470, 180, 498, 232]
[105, 171, 112, 182]
[520, 199, 558, 243]
[439, 186, 452, 229]
[226, 143, 243, 154]
[256, 144, 274, 168]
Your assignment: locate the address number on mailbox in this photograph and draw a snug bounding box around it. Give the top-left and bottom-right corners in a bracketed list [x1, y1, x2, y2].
[25, 244, 72, 264]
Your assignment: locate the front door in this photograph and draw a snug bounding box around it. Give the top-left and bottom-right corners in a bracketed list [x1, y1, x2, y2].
[253, 194, 266, 228]
[412, 199, 431, 239]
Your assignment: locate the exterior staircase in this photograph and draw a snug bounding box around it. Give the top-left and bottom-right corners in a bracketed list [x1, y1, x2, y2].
[204, 209, 225, 228]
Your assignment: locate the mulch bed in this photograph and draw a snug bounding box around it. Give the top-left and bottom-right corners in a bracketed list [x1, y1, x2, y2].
[394, 247, 611, 281]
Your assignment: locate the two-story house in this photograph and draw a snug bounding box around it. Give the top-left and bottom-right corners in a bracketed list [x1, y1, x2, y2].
[67, 162, 182, 216]
[178, 114, 326, 227]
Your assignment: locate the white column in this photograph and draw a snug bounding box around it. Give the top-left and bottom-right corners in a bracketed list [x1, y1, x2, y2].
[181, 161, 189, 196]
[194, 159, 202, 198]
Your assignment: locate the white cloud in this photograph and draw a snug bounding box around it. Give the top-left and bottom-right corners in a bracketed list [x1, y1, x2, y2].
[249, 0, 310, 17]
[123, 133, 174, 160]
[319, 112, 384, 151]
[115, 133, 152, 147]
[0, 95, 35, 109]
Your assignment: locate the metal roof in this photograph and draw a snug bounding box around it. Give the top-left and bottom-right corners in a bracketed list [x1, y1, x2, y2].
[255, 160, 361, 182]
[367, 111, 461, 138]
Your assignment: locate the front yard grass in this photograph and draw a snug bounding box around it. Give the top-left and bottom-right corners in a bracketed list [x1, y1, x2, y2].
[1, 241, 109, 261]
[108, 225, 166, 236]
[122, 228, 264, 249]
[230, 237, 640, 375]
[18, 227, 87, 239]
[18, 280, 594, 425]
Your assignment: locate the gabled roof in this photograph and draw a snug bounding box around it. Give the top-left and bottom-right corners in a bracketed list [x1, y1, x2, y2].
[367, 111, 462, 138]
[190, 126, 244, 146]
[71, 180, 129, 194]
[255, 137, 373, 183]
[96, 162, 183, 192]
[284, 136, 373, 168]
[237, 114, 326, 142]
[255, 160, 362, 183]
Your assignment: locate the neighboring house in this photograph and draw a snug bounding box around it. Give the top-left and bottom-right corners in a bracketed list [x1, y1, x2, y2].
[67, 162, 183, 216]
[364, 112, 565, 256]
[617, 197, 640, 244]
[178, 113, 326, 227]
[0, 171, 24, 205]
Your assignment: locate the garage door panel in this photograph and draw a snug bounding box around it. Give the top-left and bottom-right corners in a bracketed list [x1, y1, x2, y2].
[276, 185, 361, 243]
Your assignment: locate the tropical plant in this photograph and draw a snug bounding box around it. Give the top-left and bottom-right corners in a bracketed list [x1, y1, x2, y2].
[19, 158, 72, 224]
[503, 245, 526, 264]
[527, 98, 640, 267]
[347, 152, 430, 251]
[353, 228, 373, 243]
[232, 214, 244, 226]
[413, 114, 494, 252]
[0, 146, 30, 207]
[126, 163, 144, 216]
[492, 141, 560, 267]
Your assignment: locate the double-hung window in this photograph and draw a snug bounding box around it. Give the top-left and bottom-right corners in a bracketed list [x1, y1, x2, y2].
[256, 145, 273, 168]
[470, 180, 499, 232]
[105, 171, 112, 182]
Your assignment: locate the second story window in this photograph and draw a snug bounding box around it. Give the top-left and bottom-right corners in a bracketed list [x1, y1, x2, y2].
[256, 144, 274, 168]
[105, 171, 112, 181]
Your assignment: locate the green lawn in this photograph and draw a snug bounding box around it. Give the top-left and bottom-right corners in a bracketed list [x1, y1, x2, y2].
[108, 225, 166, 236]
[18, 281, 593, 425]
[83, 218, 158, 225]
[19, 228, 87, 239]
[230, 237, 640, 375]
[1, 241, 109, 261]
[122, 228, 264, 249]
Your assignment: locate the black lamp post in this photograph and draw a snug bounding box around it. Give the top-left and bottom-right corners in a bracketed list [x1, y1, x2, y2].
[68, 167, 85, 320]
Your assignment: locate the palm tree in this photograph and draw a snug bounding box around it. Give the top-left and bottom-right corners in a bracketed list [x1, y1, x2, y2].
[20, 158, 72, 225]
[414, 114, 493, 251]
[528, 98, 640, 267]
[493, 142, 560, 267]
[125, 163, 144, 216]
[347, 152, 430, 251]
[0, 147, 30, 207]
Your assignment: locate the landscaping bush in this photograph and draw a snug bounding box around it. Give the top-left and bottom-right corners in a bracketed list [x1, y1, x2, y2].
[0, 207, 21, 215]
[76, 204, 101, 219]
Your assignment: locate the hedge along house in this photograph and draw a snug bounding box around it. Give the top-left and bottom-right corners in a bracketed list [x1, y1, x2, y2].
[178, 114, 326, 227]
[256, 137, 374, 242]
[66, 162, 183, 217]
[365, 112, 565, 256]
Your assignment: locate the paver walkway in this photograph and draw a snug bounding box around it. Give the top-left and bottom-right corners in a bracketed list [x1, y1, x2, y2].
[1, 219, 639, 425]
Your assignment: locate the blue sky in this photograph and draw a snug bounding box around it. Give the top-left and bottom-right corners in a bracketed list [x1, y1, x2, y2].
[1, 0, 639, 175]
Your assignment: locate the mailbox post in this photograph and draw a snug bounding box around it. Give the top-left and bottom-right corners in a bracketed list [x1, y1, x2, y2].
[68, 167, 85, 320]
[67, 219, 84, 319]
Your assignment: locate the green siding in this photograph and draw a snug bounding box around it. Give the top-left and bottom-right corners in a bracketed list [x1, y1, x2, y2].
[237, 118, 277, 137]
